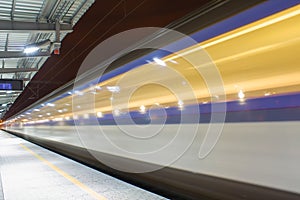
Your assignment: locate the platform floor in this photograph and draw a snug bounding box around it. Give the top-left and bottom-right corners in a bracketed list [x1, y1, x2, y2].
[0, 131, 167, 200]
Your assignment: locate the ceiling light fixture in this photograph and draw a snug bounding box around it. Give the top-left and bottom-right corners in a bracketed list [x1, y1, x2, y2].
[23, 39, 51, 54]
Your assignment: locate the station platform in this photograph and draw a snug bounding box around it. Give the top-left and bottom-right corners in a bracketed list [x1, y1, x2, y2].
[0, 130, 166, 200]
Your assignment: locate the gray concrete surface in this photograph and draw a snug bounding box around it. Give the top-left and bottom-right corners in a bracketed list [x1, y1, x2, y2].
[0, 130, 167, 200]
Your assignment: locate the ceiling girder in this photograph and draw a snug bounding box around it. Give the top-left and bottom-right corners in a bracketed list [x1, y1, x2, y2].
[71, 0, 92, 25]
[0, 51, 50, 59]
[0, 68, 39, 74]
[0, 20, 73, 33]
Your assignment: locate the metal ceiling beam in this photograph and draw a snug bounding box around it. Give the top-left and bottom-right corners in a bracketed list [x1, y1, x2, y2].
[11, 0, 16, 20]
[0, 51, 50, 59]
[71, 0, 92, 25]
[0, 20, 73, 33]
[5, 34, 9, 52]
[0, 68, 39, 74]
[38, 0, 59, 21]
[0, 96, 18, 99]
[21, 78, 31, 82]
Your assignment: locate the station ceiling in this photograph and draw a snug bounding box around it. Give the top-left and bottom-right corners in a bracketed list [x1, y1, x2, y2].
[0, 0, 94, 118]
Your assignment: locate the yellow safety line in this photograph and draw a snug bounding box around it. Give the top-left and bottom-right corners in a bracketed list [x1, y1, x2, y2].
[19, 143, 107, 200]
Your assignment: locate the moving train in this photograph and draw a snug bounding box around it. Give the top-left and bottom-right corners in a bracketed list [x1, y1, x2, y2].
[2, 1, 300, 199]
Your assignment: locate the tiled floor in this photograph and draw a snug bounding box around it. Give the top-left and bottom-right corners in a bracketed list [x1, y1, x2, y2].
[0, 131, 167, 200]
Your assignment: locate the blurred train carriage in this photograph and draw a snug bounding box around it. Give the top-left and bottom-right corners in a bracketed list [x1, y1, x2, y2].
[2, 1, 300, 199]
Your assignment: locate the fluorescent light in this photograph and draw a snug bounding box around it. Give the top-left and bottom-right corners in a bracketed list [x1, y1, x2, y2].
[97, 112, 103, 118]
[113, 109, 120, 116]
[178, 100, 184, 106]
[153, 57, 166, 66]
[107, 86, 120, 93]
[178, 100, 184, 110]
[74, 90, 83, 95]
[140, 105, 146, 113]
[53, 117, 63, 121]
[169, 59, 178, 64]
[24, 46, 39, 54]
[238, 90, 245, 99]
[24, 39, 51, 54]
[95, 86, 101, 90]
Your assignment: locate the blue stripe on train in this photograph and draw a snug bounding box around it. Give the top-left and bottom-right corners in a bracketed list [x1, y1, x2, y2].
[22, 93, 300, 127]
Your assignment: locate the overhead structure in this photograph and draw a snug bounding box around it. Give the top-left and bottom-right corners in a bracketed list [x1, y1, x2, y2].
[0, 20, 73, 33]
[0, 0, 95, 117]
